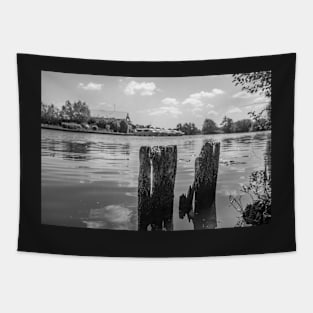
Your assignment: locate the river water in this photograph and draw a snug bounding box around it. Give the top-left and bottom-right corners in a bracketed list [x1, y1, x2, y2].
[41, 129, 271, 230]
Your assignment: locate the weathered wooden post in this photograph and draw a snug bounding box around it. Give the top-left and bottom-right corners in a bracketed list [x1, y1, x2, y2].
[265, 137, 271, 178]
[193, 141, 220, 229]
[138, 145, 177, 231]
[138, 146, 151, 231]
[179, 141, 220, 230]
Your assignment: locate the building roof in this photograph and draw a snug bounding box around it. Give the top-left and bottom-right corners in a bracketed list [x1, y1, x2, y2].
[92, 110, 129, 120]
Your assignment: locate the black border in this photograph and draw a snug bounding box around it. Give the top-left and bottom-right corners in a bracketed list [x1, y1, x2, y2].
[17, 53, 296, 257]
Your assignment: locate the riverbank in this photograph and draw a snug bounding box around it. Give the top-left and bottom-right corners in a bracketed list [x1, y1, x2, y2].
[41, 124, 270, 137]
[41, 124, 134, 136]
[41, 124, 184, 136]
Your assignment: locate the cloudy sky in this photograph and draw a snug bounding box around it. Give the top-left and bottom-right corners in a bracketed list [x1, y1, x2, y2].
[42, 71, 270, 128]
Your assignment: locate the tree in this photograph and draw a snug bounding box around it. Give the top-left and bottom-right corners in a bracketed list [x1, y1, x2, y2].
[202, 119, 217, 134]
[96, 119, 107, 129]
[176, 122, 200, 135]
[232, 119, 252, 133]
[41, 102, 48, 122]
[61, 100, 90, 123]
[176, 123, 182, 131]
[248, 104, 271, 130]
[41, 102, 61, 125]
[232, 71, 271, 98]
[220, 116, 234, 133]
[233, 71, 271, 129]
[88, 117, 96, 124]
[109, 120, 120, 132]
[251, 116, 269, 131]
[119, 120, 129, 133]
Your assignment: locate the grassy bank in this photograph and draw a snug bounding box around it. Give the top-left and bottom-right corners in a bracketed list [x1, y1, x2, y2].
[41, 124, 184, 136]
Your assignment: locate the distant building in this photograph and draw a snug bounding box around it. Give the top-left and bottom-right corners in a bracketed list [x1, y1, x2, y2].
[91, 110, 132, 133]
[92, 110, 131, 122]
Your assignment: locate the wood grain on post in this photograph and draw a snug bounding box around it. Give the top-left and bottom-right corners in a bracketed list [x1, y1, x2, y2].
[138, 146, 151, 231]
[179, 141, 220, 230]
[138, 145, 177, 231]
[193, 141, 220, 229]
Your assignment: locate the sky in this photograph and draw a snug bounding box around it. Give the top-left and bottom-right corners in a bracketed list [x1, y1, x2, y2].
[41, 71, 270, 129]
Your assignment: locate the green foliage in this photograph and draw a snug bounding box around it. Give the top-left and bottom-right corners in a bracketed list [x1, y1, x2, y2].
[88, 117, 96, 124]
[41, 102, 61, 125]
[229, 170, 271, 226]
[232, 71, 272, 98]
[233, 71, 272, 129]
[249, 104, 271, 130]
[61, 122, 82, 130]
[220, 117, 266, 134]
[232, 119, 252, 133]
[42, 101, 91, 125]
[95, 119, 107, 129]
[220, 116, 234, 133]
[178, 116, 269, 135]
[202, 119, 218, 134]
[61, 100, 90, 123]
[119, 119, 129, 133]
[41, 100, 131, 134]
[176, 122, 201, 135]
[109, 120, 120, 132]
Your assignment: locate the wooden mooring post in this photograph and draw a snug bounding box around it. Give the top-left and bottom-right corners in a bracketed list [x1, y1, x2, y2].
[138, 145, 177, 231]
[179, 141, 220, 230]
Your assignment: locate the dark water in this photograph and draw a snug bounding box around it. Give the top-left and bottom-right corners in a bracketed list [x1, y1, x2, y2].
[41, 129, 271, 230]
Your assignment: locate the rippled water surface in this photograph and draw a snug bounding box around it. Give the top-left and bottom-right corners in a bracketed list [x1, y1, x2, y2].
[41, 129, 271, 230]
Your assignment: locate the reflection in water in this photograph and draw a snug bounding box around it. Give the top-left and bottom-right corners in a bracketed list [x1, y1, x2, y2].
[41, 129, 271, 230]
[63, 141, 90, 161]
[82, 204, 134, 230]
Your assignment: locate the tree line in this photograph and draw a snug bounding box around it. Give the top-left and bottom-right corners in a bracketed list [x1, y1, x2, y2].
[176, 113, 270, 135]
[41, 101, 90, 124]
[41, 101, 129, 133]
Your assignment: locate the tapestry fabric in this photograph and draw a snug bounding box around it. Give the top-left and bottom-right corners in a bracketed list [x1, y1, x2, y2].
[17, 53, 296, 257]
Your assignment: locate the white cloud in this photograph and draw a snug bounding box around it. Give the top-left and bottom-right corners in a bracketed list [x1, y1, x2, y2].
[227, 107, 242, 114]
[182, 97, 204, 107]
[189, 91, 216, 99]
[124, 80, 157, 96]
[161, 97, 179, 106]
[232, 91, 253, 98]
[244, 102, 267, 111]
[78, 82, 103, 90]
[182, 89, 222, 111]
[212, 88, 225, 95]
[188, 88, 224, 100]
[253, 96, 270, 103]
[192, 107, 202, 113]
[149, 106, 182, 118]
[189, 88, 225, 100]
[207, 110, 218, 116]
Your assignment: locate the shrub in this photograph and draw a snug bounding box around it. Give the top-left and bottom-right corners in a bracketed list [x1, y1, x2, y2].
[229, 170, 271, 226]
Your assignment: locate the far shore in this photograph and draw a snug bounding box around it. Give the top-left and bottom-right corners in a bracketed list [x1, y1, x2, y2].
[41, 124, 269, 137]
[41, 124, 182, 136]
[42, 124, 134, 136]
